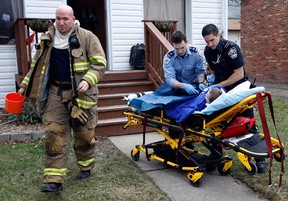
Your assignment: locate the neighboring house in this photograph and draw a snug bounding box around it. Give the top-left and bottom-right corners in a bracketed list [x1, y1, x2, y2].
[241, 0, 288, 84]
[228, 5, 241, 46]
[0, 0, 228, 106]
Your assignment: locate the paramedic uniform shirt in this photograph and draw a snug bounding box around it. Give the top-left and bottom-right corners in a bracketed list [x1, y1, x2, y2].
[163, 46, 205, 87]
[204, 38, 247, 90]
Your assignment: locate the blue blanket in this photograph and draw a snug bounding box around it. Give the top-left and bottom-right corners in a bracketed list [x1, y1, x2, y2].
[129, 83, 266, 124]
[129, 82, 198, 111]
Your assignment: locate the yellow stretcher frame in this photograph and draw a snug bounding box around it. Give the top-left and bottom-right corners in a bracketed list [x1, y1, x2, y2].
[123, 92, 285, 187]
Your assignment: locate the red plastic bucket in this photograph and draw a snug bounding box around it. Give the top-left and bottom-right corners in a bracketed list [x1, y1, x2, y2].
[5, 92, 25, 114]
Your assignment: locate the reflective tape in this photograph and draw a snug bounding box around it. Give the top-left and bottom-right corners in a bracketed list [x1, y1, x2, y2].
[44, 168, 67, 177]
[77, 158, 96, 167]
[76, 98, 97, 109]
[84, 71, 98, 85]
[89, 55, 106, 67]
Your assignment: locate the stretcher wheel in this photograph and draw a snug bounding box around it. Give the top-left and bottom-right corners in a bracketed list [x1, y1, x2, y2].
[245, 162, 257, 175]
[187, 172, 203, 187]
[217, 163, 231, 176]
[131, 149, 140, 161]
[274, 151, 285, 162]
[189, 178, 202, 187]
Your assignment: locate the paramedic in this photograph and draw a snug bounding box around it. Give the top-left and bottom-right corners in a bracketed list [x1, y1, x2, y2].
[162, 31, 206, 95]
[201, 24, 248, 92]
[201, 24, 266, 173]
[18, 5, 106, 192]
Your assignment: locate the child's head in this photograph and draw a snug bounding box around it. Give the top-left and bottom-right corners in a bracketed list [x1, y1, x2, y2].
[205, 88, 223, 104]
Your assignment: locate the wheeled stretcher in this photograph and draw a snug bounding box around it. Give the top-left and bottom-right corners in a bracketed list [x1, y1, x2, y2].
[123, 87, 285, 188]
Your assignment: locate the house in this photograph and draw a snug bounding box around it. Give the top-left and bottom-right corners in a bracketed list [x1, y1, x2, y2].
[241, 0, 288, 84]
[228, 4, 241, 46]
[0, 0, 228, 107]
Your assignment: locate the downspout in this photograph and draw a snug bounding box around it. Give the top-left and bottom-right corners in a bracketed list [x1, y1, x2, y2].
[105, 0, 113, 70]
[222, 0, 228, 39]
[185, 0, 192, 43]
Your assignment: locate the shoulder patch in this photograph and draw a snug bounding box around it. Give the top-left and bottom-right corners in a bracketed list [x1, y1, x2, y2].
[167, 49, 175, 58]
[228, 47, 238, 59]
[189, 46, 198, 53]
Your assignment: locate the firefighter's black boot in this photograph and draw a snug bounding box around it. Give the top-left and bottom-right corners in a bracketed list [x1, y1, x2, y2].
[41, 182, 63, 192]
[76, 170, 91, 180]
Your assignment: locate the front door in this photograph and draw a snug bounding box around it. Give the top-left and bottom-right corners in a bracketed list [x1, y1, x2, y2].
[67, 0, 107, 55]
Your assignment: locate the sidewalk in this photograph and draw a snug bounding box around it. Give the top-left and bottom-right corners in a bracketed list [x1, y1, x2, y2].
[109, 132, 268, 201]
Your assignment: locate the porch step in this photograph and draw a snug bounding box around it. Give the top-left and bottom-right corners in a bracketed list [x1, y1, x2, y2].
[98, 104, 128, 119]
[94, 70, 155, 137]
[97, 81, 154, 94]
[96, 117, 154, 136]
[100, 70, 149, 82]
[98, 93, 127, 107]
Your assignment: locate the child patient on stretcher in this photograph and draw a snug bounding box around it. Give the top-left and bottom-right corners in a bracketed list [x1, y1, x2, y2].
[205, 87, 223, 104]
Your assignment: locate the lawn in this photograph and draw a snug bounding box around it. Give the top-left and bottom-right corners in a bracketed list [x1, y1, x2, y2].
[0, 96, 287, 201]
[0, 138, 170, 201]
[227, 96, 288, 201]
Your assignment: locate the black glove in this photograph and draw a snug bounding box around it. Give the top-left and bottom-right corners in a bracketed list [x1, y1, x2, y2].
[68, 102, 88, 126]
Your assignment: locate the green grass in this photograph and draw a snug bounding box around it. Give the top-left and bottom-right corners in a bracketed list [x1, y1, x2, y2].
[226, 96, 288, 201]
[0, 139, 170, 201]
[0, 96, 287, 201]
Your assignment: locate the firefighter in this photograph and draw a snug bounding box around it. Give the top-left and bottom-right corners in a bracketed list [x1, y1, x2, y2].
[18, 5, 106, 192]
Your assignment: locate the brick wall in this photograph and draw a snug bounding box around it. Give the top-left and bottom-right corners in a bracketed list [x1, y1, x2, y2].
[241, 0, 288, 84]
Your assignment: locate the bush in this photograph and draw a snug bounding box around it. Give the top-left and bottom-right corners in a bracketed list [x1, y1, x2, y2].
[7, 99, 43, 125]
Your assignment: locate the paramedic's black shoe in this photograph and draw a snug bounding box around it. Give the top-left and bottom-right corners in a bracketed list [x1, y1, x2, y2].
[256, 159, 267, 173]
[77, 170, 91, 180]
[41, 182, 63, 192]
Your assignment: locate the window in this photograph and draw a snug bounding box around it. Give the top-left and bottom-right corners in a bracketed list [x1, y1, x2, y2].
[0, 0, 23, 45]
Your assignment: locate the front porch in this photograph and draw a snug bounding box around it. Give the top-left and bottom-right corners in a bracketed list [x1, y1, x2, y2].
[12, 18, 177, 136]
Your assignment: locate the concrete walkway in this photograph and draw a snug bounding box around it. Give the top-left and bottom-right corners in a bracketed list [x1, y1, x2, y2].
[109, 132, 268, 201]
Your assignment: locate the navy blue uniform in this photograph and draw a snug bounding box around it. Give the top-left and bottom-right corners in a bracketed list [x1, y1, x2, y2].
[204, 38, 248, 91]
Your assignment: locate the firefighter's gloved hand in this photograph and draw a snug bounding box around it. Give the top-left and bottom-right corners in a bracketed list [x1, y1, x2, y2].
[70, 105, 88, 126]
[182, 83, 199, 95]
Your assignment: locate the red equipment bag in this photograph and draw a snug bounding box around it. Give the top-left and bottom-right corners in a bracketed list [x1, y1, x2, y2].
[221, 116, 256, 138]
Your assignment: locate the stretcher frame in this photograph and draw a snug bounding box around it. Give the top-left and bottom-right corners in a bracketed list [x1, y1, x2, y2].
[123, 92, 285, 187]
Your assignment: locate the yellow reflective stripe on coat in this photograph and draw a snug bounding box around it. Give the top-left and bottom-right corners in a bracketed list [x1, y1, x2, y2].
[41, 65, 46, 75]
[22, 76, 30, 86]
[89, 55, 106, 67]
[30, 59, 36, 69]
[77, 158, 96, 167]
[44, 168, 67, 177]
[83, 71, 98, 85]
[74, 62, 90, 72]
[76, 98, 97, 109]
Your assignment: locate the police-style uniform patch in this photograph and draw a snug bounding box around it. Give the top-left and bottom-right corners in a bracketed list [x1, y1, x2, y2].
[189, 46, 198, 52]
[167, 50, 174, 58]
[165, 49, 174, 64]
[228, 47, 237, 59]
